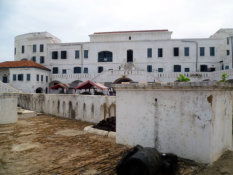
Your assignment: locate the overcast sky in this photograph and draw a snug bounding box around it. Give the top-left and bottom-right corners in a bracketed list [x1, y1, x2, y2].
[0, 0, 233, 62]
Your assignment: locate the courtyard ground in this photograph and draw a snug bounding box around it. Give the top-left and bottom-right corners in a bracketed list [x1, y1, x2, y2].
[0, 115, 232, 175]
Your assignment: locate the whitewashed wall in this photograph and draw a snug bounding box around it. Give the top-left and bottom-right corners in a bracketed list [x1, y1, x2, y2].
[18, 93, 116, 123]
[9, 68, 50, 93]
[0, 93, 18, 124]
[114, 82, 233, 163]
[13, 29, 233, 86]
[14, 32, 61, 65]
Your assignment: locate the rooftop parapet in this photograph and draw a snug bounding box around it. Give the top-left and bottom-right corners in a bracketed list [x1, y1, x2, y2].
[89, 29, 172, 42]
[113, 81, 233, 91]
[15, 32, 61, 43]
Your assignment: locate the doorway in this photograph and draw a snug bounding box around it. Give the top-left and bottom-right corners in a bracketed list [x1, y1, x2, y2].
[127, 50, 133, 62]
[2, 76, 8, 83]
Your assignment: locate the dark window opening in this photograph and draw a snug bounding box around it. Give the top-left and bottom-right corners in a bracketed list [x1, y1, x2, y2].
[27, 74, 30, 81]
[74, 67, 81, 74]
[147, 65, 152, 72]
[200, 65, 208, 72]
[173, 47, 179, 56]
[158, 48, 163, 57]
[174, 65, 181, 72]
[98, 66, 103, 73]
[40, 44, 44, 52]
[147, 48, 152, 58]
[33, 44, 36, 52]
[98, 51, 113, 62]
[184, 68, 190, 72]
[62, 69, 67, 74]
[36, 88, 43, 93]
[209, 67, 216, 72]
[75, 50, 80, 59]
[158, 68, 163, 72]
[32, 56, 36, 62]
[46, 76, 48, 82]
[184, 47, 189, 56]
[18, 74, 23, 81]
[22, 46, 24, 53]
[127, 50, 133, 62]
[210, 47, 215, 56]
[84, 50, 88, 58]
[2, 76, 7, 83]
[200, 47, 205, 56]
[40, 56, 44, 63]
[129, 36, 131, 40]
[225, 65, 229, 70]
[227, 50, 230, 55]
[52, 51, 58, 59]
[37, 74, 39, 81]
[84, 67, 88, 73]
[61, 51, 67, 59]
[52, 67, 58, 74]
[41, 75, 43, 82]
[13, 74, 16, 81]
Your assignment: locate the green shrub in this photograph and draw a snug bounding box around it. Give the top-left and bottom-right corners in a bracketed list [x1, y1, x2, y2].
[177, 74, 190, 82]
[219, 73, 228, 82]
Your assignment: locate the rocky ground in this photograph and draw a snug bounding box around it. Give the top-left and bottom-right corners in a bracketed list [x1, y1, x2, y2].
[0, 115, 232, 175]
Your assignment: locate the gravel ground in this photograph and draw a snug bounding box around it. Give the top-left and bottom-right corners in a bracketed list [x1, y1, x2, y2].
[0, 115, 232, 175]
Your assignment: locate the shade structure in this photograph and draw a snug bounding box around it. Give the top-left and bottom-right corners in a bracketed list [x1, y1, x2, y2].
[50, 83, 70, 91]
[74, 80, 108, 91]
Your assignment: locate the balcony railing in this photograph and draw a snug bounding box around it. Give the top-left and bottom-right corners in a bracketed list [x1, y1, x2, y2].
[51, 69, 233, 82]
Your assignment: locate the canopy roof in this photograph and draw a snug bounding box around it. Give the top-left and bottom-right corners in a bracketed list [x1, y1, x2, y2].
[50, 83, 70, 90]
[74, 80, 108, 90]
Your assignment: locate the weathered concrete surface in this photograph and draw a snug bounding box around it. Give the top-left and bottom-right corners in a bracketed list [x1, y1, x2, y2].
[17, 108, 37, 118]
[0, 115, 128, 175]
[115, 82, 233, 163]
[84, 125, 116, 138]
[0, 115, 232, 175]
[18, 93, 116, 123]
[0, 93, 18, 124]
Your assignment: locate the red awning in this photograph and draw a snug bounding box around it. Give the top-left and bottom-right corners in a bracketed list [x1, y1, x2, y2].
[74, 80, 108, 91]
[50, 83, 69, 90]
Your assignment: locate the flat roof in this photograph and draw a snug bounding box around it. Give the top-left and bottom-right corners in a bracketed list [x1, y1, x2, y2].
[93, 29, 169, 35]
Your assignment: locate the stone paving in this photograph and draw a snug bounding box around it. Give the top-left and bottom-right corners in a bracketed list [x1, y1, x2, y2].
[0, 115, 232, 175]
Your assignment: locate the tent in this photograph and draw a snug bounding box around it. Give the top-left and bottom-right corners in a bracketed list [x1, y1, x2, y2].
[74, 80, 108, 91]
[50, 83, 70, 91]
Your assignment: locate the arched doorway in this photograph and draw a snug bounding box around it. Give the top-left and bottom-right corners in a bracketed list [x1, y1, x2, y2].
[36, 87, 43, 93]
[70, 80, 82, 88]
[113, 77, 133, 84]
[127, 50, 133, 62]
[2, 75, 8, 83]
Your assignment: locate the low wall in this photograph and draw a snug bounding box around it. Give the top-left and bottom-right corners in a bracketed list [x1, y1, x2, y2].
[0, 93, 18, 124]
[114, 82, 233, 163]
[18, 94, 116, 123]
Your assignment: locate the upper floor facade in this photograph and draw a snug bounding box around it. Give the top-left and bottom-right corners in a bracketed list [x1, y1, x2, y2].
[14, 29, 233, 84]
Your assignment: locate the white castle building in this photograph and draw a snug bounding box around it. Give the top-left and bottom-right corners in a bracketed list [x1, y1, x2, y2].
[1, 28, 233, 93]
